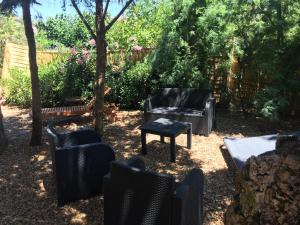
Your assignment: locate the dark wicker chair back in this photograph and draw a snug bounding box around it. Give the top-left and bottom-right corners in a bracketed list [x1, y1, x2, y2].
[46, 124, 60, 178]
[104, 157, 204, 225]
[105, 161, 174, 225]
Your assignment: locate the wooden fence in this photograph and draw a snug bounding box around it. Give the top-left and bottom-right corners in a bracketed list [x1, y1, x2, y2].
[107, 48, 152, 65]
[0, 42, 228, 103]
[0, 42, 151, 78]
[2, 42, 297, 113]
[1, 42, 62, 78]
[0, 40, 6, 76]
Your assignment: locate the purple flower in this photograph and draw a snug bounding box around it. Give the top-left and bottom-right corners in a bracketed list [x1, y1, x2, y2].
[82, 48, 89, 55]
[70, 48, 77, 55]
[132, 45, 143, 51]
[32, 25, 38, 33]
[89, 39, 96, 46]
[82, 52, 90, 60]
[76, 58, 84, 65]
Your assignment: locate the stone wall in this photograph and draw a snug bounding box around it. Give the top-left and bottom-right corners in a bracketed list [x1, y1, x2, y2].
[225, 135, 300, 225]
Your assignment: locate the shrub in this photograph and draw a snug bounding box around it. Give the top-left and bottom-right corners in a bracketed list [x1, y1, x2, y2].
[39, 59, 66, 107]
[63, 47, 96, 101]
[37, 14, 92, 48]
[105, 59, 152, 109]
[1, 68, 31, 107]
[2, 44, 97, 108]
[150, 0, 213, 89]
[254, 87, 289, 121]
[1, 63, 66, 108]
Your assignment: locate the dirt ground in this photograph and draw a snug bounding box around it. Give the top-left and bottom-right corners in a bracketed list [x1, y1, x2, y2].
[0, 106, 298, 225]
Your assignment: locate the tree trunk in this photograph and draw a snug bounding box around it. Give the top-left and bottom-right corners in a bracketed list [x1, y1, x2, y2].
[0, 104, 8, 149]
[276, 0, 284, 48]
[93, 0, 106, 136]
[22, 2, 42, 146]
[237, 57, 247, 116]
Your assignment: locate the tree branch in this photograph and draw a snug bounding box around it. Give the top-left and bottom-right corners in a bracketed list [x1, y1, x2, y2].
[71, 0, 96, 40]
[105, 0, 134, 32]
[103, 0, 110, 20]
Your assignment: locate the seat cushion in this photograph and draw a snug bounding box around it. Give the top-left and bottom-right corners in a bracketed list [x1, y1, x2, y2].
[224, 131, 300, 171]
[224, 134, 277, 171]
[149, 107, 205, 117]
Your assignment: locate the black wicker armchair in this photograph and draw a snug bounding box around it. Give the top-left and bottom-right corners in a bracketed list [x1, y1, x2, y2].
[144, 88, 216, 136]
[103, 156, 204, 225]
[46, 124, 115, 206]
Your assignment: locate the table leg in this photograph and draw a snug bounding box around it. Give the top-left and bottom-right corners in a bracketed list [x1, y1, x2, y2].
[187, 127, 192, 149]
[170, 137, 176, 163]
[141, 131, 147, 155]
[160, 135, 165, 143]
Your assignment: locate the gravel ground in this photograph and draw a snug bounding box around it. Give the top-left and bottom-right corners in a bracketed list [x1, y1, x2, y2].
[0, 106, 298, 225]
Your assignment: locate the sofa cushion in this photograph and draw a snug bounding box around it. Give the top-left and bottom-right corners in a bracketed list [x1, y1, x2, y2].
[180, 89, 211, 109]
[155, 89, 183, 107]
[149, 107, 205, 117]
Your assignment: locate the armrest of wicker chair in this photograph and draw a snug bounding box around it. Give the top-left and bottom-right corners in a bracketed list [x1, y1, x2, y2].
[173, 168, 204, 225]
[144, 97, 153, 112]
[201, 97, 216, 136]
[204, 97, 215, 111]
[124, 156, 146, 171]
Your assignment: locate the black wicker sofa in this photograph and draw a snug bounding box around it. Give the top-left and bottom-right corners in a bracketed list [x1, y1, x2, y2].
[144, 88, 216, 136]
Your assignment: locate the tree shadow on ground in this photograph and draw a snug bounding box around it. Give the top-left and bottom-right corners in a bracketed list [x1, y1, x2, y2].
[202, 168, 235, 224]
[214, 110, 300, 138]
[1, 107, 91, 224]
[6, 108, 289, 224]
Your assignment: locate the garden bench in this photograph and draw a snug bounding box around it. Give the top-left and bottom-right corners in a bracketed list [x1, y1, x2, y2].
[144, 88, 216, 136]
[31, 87, 118, 121]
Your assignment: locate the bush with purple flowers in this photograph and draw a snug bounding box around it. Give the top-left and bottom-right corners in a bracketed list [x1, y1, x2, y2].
[62, 41, 97, 101]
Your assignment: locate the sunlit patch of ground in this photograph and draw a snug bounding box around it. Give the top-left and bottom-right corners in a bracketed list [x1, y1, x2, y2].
[0, 106, 298, 224]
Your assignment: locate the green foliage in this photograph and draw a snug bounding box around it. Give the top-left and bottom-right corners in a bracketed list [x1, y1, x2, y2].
[151, 0, 227, 88]
[107, 59, 152, 109]
[227, 0, 300, 118]
[254, 87, 288, 121]
[38, 59, 66, 107]
[35, 30, 66, 50]
[63, 46, 96, 101]
[1, 69, 31, 107]
[0, 14, 26, 44]
[150, 0, 299, 118]
[1, 65, 67, 108]
[107, 0, 171, 50]
[2, 44, 97, 108]
[1, 0, 299, 117]
[37, 14, 93, 47]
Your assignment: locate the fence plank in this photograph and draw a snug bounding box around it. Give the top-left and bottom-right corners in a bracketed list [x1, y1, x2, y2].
[1, 42, 152, 79]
